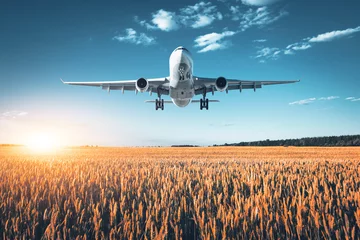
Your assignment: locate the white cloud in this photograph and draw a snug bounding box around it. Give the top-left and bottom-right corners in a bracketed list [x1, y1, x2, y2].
[1, 111, 28, 119]
[257, 42, 308, 60]
[318, 96, 339, 100]
[255, 26, 360, 61]
[345, 97, 360, 101]
[293, 45, 311, 50]
[181, 2, 218, 15]
[284, 49, 294, 55]
[308, 26, 360, 42]
[192, 15, 216, 28]
[287, 43, 311, 51]
[134, 16, 157, 30]
[347, 97, 360, 102]
[239, 7, 288, 31]
[289, 96, 340, 105]
[255, 47, 280, 60]
[138, 2, 286, 32]
[241, 0, 284, 6]
[253, 39, 267, 42]
[151, 10, 179, 31]
[180, 2, 223, 28]
[289, 98, 316, 105]
[194, 31, 236, 53]
[113, 28, 156, 45]
[229, 6, 241, 20]
[137, 2, 222, 31]
[255, 40, 312, 60]
[198, 42, 229, 53]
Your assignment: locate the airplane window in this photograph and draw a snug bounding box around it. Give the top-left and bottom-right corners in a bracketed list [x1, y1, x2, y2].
[176, 47, 190, 54]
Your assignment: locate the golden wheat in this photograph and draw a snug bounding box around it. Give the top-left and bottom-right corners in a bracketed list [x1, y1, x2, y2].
[0, 146, 359, 239]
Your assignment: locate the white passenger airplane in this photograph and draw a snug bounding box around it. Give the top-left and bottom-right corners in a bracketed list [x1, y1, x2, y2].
[62, 46, 299, 110]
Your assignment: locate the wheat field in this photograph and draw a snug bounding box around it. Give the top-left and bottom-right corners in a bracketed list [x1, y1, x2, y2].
[0, 146, 359, 239]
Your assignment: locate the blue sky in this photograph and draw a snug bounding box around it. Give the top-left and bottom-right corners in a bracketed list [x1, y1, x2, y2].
[1, 0, 360, 146]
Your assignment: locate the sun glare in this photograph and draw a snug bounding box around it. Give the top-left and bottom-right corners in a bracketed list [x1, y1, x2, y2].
[25, 132, 62, 153]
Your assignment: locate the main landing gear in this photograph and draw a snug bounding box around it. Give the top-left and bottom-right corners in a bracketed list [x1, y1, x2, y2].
[155, 89, 164, 110]
[155, 98, 164, 110]
[200, 98, 209, 110]
[200, 90, 209, 110]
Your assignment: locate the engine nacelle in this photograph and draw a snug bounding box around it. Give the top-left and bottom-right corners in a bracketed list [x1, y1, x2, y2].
[136, 78, 149, 93]
[215, 77, 228, 92]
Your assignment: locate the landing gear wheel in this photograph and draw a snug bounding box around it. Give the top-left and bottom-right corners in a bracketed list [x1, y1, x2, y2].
[155, 99, 164, 110]
[200, 98, 209, 110]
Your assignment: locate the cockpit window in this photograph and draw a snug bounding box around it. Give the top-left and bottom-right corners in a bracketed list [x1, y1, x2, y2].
[175, 47, 191, 55]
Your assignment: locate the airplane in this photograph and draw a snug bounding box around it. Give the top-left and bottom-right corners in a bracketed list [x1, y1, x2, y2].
[61, 46, 299, 110]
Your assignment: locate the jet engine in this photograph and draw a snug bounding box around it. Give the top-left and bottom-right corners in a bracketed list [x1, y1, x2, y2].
[136, 78, 149, 93]
[215, 77, 228, 92]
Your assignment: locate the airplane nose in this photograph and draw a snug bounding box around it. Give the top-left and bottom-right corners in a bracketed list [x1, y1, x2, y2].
[176, 49, 184, 56]
[179, 50, 190, 62]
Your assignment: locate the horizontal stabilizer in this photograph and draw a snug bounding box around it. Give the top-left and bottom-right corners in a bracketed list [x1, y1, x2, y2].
[191, 100, 220, 103]
[145, 100, 173, 103]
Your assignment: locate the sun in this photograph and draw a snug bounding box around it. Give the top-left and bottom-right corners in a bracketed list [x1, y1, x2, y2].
[25, 132, 62, 153]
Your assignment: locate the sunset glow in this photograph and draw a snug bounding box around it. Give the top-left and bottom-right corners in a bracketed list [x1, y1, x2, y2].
[25, 132, 62, 153]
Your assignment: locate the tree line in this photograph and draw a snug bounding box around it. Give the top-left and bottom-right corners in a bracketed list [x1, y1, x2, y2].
[215, 135, 360, 147]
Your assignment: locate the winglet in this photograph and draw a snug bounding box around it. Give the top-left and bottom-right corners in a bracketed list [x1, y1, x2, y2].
[60, 78, 65, 83]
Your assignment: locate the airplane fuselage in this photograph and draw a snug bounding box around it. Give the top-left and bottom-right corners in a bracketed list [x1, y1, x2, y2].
[169, 47, 195, 107]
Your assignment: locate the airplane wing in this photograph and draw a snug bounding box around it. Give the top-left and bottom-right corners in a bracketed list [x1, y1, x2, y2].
[61, 77, 170, 95]
[193, 76, 299, 95]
